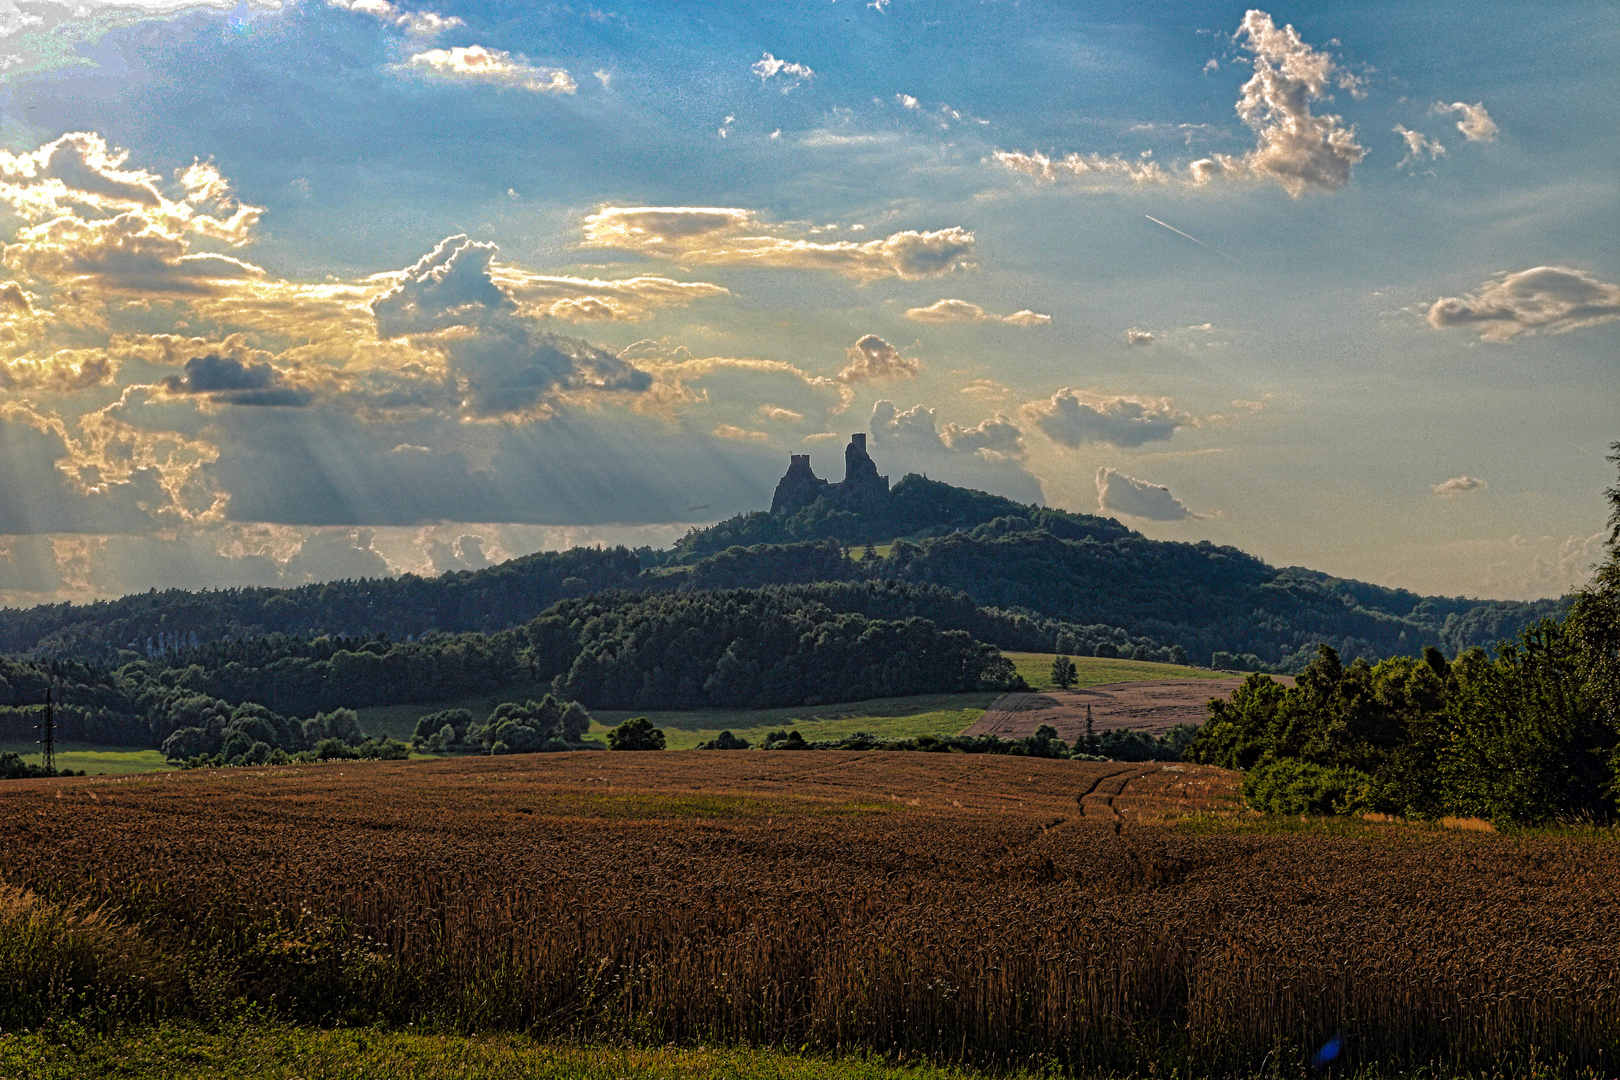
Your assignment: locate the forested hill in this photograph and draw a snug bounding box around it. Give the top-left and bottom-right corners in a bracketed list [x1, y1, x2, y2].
[673, 473, 1136, 555]
[0, 546, 645, 662]
[0, 471, 1567, 670]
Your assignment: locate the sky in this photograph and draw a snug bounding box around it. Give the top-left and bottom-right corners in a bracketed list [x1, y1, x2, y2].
[0, 0, 1614, 606]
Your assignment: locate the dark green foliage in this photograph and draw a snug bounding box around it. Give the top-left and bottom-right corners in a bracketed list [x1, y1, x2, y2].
[412, 708, 475, 748]
[1188, 630, 1617, 824]
[159, 704, 398, 766]
[1050, 654, 1076, 689]
[479, 696, 592, 755]
[0, 468, 1559, 680]
[755, 724, 1189, 761]
[696, 730, 750, 749]
[0, 546, 644, 663]
[675, 473, 1134, 554]
[607, 717, 665, 751]
[1242, 758, 1373, 815]
[0, 752, 82, 779]
[532, 587, 1026, 711]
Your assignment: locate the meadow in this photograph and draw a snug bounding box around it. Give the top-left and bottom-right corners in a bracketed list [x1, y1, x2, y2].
[2, 753, 1615, 1079]
[0, 740, 170, 776]
[1002, 652, 1233, 692]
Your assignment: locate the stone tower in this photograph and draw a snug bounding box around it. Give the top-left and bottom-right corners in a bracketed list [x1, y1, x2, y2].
[770, 453, 829, 514]
[768, 434, 889, 515]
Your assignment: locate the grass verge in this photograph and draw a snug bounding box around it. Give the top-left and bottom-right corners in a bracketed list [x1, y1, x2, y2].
[0, 1022, 1008, 1080]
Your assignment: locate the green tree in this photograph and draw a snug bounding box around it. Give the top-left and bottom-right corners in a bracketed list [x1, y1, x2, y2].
[607, 716, 665, 751]
[1049, 653, 1076, 690]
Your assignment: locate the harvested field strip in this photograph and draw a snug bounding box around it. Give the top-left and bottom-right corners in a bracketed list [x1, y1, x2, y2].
[1, 755, 1617, 1077]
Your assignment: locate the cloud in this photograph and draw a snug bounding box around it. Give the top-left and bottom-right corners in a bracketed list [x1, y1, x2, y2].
[838, 334, 920, 384]
[1021, 388, 1194, 448]
[905, 298, 1051, 326]
[896, 93, 919, 109]
[870, 401, 1026, 461]
[1188, 11, 1366, 196]
[368, 235, 655, 415]
[993, 150, 1170, 186]
[0, 133, 263, 299]
[870, 400, 942, 450]
[1433, 475, 1487, 496]
[995, 12, 1364, 198]
[1124, 327, 1154, 346]
[941, 413, 1025, 461]
[0, 350, 117, 393]
[714, 423, 768, 441]
[328, 0, 463, 36]
[372, 234, 513, 337]
[759, 405, 803, 422]
[493, 267, 730, 322]
[1427, 266, 1620, 341]
[1002, 310, 1051, 328]
[401, 46, 577, 93]
[868, 401, 1041, 502]
[1436, 101, 1498, 142]
[752, 51, 814, 90]
[1095, 467, 1204, 521]
[582, 206, 976, 283]
[159, 354, 313, 407]
[1394, 125, 1446, 169]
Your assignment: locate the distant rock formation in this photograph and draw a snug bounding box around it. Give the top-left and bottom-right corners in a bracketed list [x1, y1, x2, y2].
[770, 434, 890, 515]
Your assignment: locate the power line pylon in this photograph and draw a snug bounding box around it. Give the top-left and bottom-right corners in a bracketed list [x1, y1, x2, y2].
[36, 687, 55, 776]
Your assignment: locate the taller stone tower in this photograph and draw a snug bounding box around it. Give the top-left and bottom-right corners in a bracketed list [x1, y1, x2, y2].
[840, 433, 889, 498]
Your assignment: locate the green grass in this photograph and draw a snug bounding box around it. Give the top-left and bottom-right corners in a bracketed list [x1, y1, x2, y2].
[0, 1023, 1011, 1080]
[0, 740, 172, 776]
[358, 650, 1234, 753]
[590, 692, 998, 750]
[355, 686, 555, 741]
[1003, 652, 1235, 693]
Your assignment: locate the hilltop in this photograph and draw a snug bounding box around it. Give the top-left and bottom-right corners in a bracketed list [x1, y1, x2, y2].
[0, 434, 1565, 671]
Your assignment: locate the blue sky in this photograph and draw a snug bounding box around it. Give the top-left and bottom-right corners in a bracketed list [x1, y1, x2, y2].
[0, 0, 1614, 604]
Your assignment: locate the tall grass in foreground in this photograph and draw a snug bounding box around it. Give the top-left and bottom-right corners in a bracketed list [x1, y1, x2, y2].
[4, 868, 1616, 1079]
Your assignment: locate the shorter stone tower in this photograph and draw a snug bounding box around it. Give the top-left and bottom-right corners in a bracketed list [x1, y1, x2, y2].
[770, 453, 829, 514]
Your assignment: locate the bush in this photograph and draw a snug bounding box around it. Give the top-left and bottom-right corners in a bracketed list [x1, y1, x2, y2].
[1243, 758, 1372, 816]
[696, 730, 750, 750]
[607, 717, 665, 751]
[0, 753, 81, 780]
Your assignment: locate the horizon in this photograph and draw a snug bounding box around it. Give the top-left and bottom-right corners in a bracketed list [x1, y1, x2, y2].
[0, 0, 1614, 607]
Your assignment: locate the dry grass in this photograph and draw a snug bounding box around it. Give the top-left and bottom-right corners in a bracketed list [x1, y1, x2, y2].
[1, 756, 1616, 1076]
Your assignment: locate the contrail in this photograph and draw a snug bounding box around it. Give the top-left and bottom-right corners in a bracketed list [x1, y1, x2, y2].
[1144, 215, 1239, 264]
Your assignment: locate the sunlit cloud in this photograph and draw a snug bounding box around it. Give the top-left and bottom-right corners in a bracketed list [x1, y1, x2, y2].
[1096, 467, 1205, 520]
[1427, 266, 1620, 341]
[1021, 388, 1195, 448]
[905, 298, 1050, 326]
[995, 10, 1366, 197]
[399, 45, 577, 93]
[582, 206, 976, 283]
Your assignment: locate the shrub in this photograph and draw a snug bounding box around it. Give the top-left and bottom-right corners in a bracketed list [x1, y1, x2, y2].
[696, 730, 750, 750]
[1243, 758, 1372, 816]
[607, 717, 665, 751]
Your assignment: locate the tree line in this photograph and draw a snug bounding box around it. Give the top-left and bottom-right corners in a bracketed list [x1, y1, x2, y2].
[0, 583, 1029, 751]
[0, 472, 1560, 676]
[1184, 444, 1620, 826]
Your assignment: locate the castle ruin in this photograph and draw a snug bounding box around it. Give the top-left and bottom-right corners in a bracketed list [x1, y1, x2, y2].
[770, 433, 890, 514]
